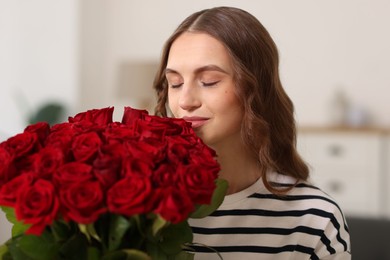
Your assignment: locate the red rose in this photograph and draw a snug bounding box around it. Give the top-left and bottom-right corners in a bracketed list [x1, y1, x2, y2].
[107, 175, 153, 216]
[3, 132, 38, 158]
[151, 164, 179, 188]
[154, 187, 194, 224]
[15, 179, 59, 235]
[121, 107, 148, 126]
[0, 173, 34, 207]
[145, 115, 193, 135]
[31, 147, 64, 180]
[177, 164, 216, 204]
[0, 105, 222, 241]
[121, 156, 153, 178]
[135, 120, 166, 142]
[69, 107, 114, 126]
[125, 139, 165, 166]
[197, 141, 218, 158]
[92, 143, 125, 189]
[189, 148, 220, 178]
[180, 134, 201, 146]
[60, 180, 106, 224]
[71, 132, 102, 162]
[0, 147, 15, 184]
[11, 157, 35, 177]
[103, 123, 138, 144]
[171, 119, 195, 135]
[166, 136, 193, 164]
[71, 121, 104, 135]
[45, 128, 76, 156]
[50, 122, 73, 132]
[24, 122, 50, 145]
[54, 162, 93, 188]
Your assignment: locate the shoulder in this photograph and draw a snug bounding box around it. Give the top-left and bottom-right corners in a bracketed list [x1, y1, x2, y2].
[266, 171, 345, 213]
[266, 171, 348, 230]
[265, 172, 351, 257]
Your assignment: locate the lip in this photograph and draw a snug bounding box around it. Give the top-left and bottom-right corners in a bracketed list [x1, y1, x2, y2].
[182, 116, 210, 129]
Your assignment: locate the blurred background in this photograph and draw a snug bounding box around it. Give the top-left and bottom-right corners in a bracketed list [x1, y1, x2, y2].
[1, 0, 390, 258]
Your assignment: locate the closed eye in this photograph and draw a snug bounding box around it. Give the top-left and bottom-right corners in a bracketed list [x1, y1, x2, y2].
[170, 83, 183, 88]
[202, 81, 220, 87]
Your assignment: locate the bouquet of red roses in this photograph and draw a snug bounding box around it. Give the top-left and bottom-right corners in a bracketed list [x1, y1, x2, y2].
[0, 107, 227, 260]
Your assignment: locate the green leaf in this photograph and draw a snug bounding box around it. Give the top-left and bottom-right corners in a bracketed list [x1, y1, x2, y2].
[58, 233, 89, 260]
[28, 102, 65, 125]
[108, 215, 132, 251]
[78, 224, 91, 242]
[1, 207, 16, 224]
[19, 231, 59, 260]
[101, 249, 151, 260]
[100, 250, 125, 260]
[170, 250, 195, 260]
[122, 249, 152, 260]
[190, 179, 228, 218]
[11, 223, 30, 239]
[87, 246, 101, 260]
[87, 223, 101, 242]
[78, 223, 101, 244]
[133, 215, 144, 235]
[51, 220, 73, 242]
[94, 214, 110, 252]
[0, 244, 9, 259]
[6, 236, 35, 260]
[0, 206, 30, 236]
[152, 215, 168, 237]
[159, 221, 193, 256]
[145, 242, 168, 260]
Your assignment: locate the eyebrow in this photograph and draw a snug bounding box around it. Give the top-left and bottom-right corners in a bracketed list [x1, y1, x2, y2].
[165, 65, 229, 75]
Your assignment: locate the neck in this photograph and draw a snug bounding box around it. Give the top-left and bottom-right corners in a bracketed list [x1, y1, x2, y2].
[211, 138, 261, 195]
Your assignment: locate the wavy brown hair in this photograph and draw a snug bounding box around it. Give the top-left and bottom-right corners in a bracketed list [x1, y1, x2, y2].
[153, 6, 309, 193]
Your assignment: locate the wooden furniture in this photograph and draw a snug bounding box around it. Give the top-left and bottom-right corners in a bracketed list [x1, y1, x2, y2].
[297, 126, 390, 218]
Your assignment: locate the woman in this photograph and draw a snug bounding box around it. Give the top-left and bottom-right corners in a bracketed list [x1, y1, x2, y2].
[153, 6, 351, 260]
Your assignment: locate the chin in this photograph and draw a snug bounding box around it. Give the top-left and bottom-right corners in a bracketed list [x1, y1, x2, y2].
[195, 132, 211, 145]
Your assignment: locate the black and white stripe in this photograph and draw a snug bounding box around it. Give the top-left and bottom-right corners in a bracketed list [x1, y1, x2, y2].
[188, 172, 351, 260]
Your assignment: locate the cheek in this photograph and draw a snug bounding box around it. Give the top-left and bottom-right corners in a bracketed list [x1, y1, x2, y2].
[167, 93, 178, 117]
[212, 90, 241, 112]
[220, 94, 244, 126]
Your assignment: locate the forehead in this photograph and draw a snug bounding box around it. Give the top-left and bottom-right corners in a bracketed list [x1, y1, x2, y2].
[167, 32, 232, 73]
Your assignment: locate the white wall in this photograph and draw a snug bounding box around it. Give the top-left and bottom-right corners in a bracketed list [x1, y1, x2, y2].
[0, 211, 11, 244]
[0, 0, 79, 244]
[79, 0, 390, 126]
[0, 0, 79, 137]
[1, 1, 389, 132]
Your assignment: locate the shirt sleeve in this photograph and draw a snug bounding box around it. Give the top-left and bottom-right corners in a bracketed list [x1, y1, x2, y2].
[313, 202, 352, 259]
[320, 251, 352, 260]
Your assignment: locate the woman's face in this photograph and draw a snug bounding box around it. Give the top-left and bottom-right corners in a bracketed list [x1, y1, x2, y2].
[166, 32, 244, 148]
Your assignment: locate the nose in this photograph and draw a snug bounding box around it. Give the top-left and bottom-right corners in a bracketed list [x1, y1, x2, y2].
[178, 84, 201, 111]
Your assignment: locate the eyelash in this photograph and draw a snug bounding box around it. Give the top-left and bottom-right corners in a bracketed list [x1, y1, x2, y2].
[202, 81, 219, 87]
[169, 81, 219, 88]
[170, 83, 183, 89]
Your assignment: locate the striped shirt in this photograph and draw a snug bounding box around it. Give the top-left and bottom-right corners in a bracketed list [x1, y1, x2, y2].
[188, 171, 351, 260]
